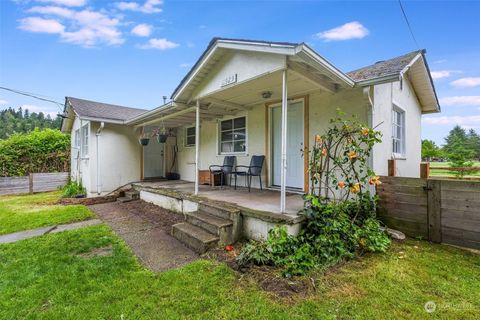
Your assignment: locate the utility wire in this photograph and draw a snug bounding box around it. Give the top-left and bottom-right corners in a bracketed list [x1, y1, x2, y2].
[398, 0, 420, 49]
[0, 86, 64, 112]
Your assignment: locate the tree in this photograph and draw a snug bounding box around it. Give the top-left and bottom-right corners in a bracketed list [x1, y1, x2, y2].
[443, 125, 468, 155]
[421, 139, 442, 160]
[466, 129, 480, 159]
[0, 107, 61, 139]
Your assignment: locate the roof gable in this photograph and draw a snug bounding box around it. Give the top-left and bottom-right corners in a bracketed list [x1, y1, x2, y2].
[66, 97, 147, 123]
[347, 50, 423, 82]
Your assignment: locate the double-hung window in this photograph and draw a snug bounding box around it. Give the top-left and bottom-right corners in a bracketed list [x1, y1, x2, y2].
[392, 107, 405, 157]
[74, 129, 80, 149]
[185, 126, 196, 147]
[81, 123, 89, 157]
[219, 116, 246, 154]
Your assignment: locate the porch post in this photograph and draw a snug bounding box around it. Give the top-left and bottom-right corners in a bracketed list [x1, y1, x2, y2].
[280, 69, 288, 213]
[195, 100, 200, 195]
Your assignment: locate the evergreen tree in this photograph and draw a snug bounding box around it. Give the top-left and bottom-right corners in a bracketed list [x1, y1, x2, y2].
[0, 107, 61, 139]
[466, 129, 480, 159]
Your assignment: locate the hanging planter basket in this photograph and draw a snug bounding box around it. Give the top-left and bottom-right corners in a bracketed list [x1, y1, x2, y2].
[139, 138, 150, 146]
[157, 134, 168, 143]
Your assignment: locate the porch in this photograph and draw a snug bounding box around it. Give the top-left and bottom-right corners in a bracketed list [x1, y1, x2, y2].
[133, 180, 304, 215]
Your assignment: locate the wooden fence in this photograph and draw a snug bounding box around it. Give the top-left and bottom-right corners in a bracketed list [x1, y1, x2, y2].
[0, 172, 69, 196]
[377, 176, 480, 250]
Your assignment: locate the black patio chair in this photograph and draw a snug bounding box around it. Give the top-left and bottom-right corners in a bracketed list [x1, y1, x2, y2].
[233, 155, 265, 192]
[209, 156, 236, 187]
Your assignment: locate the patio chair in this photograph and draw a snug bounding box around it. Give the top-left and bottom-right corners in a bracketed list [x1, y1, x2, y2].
[233, 155, 265, 192]
[209, 156, 236, 187]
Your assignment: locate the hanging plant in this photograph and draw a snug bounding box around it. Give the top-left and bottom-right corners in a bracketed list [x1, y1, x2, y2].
[138, 127, 150, 146]
[156, 121, 168, 143]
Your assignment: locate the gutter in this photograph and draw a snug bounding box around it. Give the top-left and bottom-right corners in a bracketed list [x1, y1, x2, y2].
[96, 122, 105, 195]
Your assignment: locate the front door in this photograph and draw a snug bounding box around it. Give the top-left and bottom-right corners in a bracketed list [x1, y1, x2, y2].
[143, 141, 165, 178]
[271, 100, 304, 189]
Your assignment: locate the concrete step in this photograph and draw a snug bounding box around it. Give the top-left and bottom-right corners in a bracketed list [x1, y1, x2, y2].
[117, 196, 136, 203]
[198, 203, 231, 220]
[186, 211, 233, 244]
[172, 222, 219, 254]
[125, 190, 140, 200]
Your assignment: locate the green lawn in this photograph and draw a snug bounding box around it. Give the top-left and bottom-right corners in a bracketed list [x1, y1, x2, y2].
[429, 161, 480, 178]
[0, 192, 95, 235]
[0, 224, 479, 319]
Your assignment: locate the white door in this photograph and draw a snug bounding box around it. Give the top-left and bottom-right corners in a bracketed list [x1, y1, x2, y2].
[143, 141, 165, 178]
[271, 100, 304, 189]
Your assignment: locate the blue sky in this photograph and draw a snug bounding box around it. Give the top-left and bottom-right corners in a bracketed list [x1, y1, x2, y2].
[1, 0, 479, 145]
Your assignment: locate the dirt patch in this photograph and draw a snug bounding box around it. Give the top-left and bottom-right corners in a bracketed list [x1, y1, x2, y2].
[77, 245, 113, 259]
[119, 200, 184, 232]
[206, 245, 316, 301]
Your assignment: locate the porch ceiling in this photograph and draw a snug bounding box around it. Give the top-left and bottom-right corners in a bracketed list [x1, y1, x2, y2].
[131, 67, 336, 129]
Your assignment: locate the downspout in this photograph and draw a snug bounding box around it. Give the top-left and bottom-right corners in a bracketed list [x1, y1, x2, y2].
[96, 122, 105, 195]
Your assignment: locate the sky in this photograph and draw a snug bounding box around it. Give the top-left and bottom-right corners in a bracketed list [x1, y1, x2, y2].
[1, 0, 480, 145]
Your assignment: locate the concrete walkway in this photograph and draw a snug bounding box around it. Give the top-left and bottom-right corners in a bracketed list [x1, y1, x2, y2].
[89, 201, 198, 272]
[0, 219, 103, 244]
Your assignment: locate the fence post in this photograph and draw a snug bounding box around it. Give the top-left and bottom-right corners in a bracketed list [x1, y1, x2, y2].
[420, 162, 430, 179]
[388, 159, 396, 177]
[29, 173, 34, 194]
[426, 179, 442, 243]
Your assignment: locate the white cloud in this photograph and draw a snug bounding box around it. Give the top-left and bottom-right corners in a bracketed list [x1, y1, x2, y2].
[131, 23, 152, 37]
[179, 63, 191, 68]
[433, 59, 447, 64]
[440, 96, 480, 107]
[451, 77, 480, 88]
[0, 99, 8, 105]
[19, 17, 65, 33]
[37, 0, 87, 6]
[21, 6, 124, 47]
[139, 38, 179, 50]
[422, 115, 480, 128]
[430, 70, 461, 80]
[315, 21, 369, 42]
[116, 0, 163, 14]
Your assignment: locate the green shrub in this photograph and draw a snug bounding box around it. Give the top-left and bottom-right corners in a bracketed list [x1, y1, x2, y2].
[237, 195, 391, 277]
[61, 180, 86, 198]
[0, 128, 70, 176]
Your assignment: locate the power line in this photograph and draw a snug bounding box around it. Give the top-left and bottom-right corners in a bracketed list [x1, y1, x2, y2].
[398, 0, 420, 49]
[0, 86, 64, 112]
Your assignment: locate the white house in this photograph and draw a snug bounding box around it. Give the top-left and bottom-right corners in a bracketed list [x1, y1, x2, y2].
[61, 38, 440, 212]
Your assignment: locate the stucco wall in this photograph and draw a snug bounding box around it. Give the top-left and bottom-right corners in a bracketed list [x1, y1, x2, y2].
[70, 117, 91, 192]
[88, 122, 142, 196]
[372, 79, 422, 177]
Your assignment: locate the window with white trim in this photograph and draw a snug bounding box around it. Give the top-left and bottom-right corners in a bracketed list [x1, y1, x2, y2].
[185, 126, 196, 147]
[392, 107, 405, 156]
[81, 124, 89, 157]
[74, 129, 80, 149]
[219, 116, 246, 154]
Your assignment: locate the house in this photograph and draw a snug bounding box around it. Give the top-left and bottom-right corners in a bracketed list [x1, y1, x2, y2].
[61, 38, 440, 235]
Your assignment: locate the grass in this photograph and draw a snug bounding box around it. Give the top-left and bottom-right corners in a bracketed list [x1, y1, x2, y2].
[429, 161, 480, 178]
[0, 192, 478, 319]
[0, 191, 95, 235]
[0, 224, 479, 319]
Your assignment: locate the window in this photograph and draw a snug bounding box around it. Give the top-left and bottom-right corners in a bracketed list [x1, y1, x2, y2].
[219, 116, 246, 154]
[74, 129, 80, 148]
[81, 124, 89, 157]
[392, 108, 405, 156]
[185, 126, 196, 147]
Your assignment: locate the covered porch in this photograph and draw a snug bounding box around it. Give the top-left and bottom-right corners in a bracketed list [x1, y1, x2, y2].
[126, 39, 358, 214]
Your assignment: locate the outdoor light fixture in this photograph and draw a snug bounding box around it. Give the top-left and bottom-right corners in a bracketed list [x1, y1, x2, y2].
[261, 91, 272, 99]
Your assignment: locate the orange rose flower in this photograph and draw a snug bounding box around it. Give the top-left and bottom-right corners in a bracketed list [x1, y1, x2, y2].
[369, 176, 382, 186]
[321, 148, 327, 156]
[348, 150, 357, 160]
[350, 183, 361, 194]
[338, 181, 346, 189]
[315, 135, 322, 145]
[361, 127, 370, 136]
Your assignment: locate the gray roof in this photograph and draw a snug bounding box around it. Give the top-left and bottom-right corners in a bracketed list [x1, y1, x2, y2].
[347, 50, 424, 82]
[66, 96, 147, 122]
